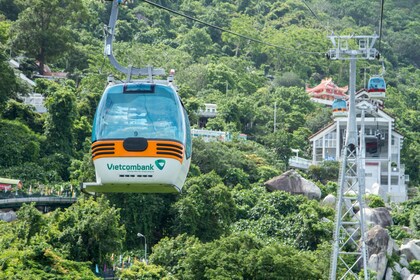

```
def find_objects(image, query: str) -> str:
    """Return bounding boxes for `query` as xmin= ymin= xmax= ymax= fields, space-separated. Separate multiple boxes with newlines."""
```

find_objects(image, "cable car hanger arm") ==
xmin=104 ymin=0 xmax=165 ymax=82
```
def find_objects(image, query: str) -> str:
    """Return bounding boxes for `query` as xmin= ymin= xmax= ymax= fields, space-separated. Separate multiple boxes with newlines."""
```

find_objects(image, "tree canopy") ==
xmin=0 ymin=0 xmax=418 ymax=277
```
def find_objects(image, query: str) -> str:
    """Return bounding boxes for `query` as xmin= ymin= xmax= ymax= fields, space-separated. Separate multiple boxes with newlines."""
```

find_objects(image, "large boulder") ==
xmin=357 ymin=207 xmax=393 ymax=228
xmin=368 ymin=252 xmax=388 ymax=280
xmin=0 ymin=210 xmax=17 ymax=222
xmin=321 ymin=194 xmax=336 ymax=207
xmin=264 ymin=170 xmax=321 ymax=200
xmin=401 ymin=267 xmax=411 ymax=280
xmin=400 ymin=240 xmax=420 ymax=262
xmin=366 ymin=225 xmax=390 ymax=256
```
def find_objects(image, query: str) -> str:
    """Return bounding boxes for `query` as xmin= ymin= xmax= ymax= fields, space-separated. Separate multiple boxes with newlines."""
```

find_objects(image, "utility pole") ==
xmin=274 ymin=101 xmax=277 ymax=132
xmin=327 ymin=34 xmax=379 ymax=280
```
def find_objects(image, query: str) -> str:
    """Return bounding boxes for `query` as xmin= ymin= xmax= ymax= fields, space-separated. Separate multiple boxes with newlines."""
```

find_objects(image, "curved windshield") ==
xmin=92 ymin=84 xmax=185 ymax=143
xmin=368 ymin=78 xmax=385 ymax=89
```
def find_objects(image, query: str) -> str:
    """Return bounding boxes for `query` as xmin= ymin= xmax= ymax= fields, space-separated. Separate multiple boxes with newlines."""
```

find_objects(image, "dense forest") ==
xmin=0 ymin=0 xmax=419 ymax=278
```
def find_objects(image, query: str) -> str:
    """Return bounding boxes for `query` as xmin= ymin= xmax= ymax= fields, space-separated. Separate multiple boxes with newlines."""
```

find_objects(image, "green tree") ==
xmin=172 ymin=232 xmax=327 ymax=280
xmin=41 ymin=83 xmax=78 ymax=180
xmin=308 ymin=160 xmax=340 ymax=184
xmin=0 ymin=52 xmax=18 ymax=105
xmin=410 ymin=205 xmax=420 ymax=234
xmin=15 ymin=203 xmax=45 ymax=246
xmin=179 ymin=27 xmax=215 ymax=61
xmin=149 ymin=234 xmax=200 ymax=276
xmin=12 ymin=0 xmax=85 ymax=74
xmin=1 ymin=99 xmax=44 ymax=133
xmin=0 ymin=246 xmax=99 ymax=279
xmin=44 ymin=83 xmax=77 ymax=155
xmin=222 ymin=14 xmax=262 ymax=57
xmin=106 ymin=193 xmax=176 ymax=250
xmin=49 ymin=196 xmax=125 ymax=264
xmin=116 ymin=260 xmax=173 ymax=280
xmin=262 ymin=129 xmax=293 ymax=166
xmin=0 ymin=119 xmax=41 ymax=168
xmin=0 ymin=0 xmax=24 ymax=20
xmin=172 ymin=172 xmax=236 ymax=242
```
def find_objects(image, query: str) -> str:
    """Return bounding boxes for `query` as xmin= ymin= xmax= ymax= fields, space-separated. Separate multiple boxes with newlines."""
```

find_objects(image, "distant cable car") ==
xmin=83 ymin=82 xmax=192 ymax=193
xmin=367 ymin=76 xmax=386 ymax=99
xmin=365 ymin=135 xmax=379 ymax=155
xmin=332 ymin=98 xmax=347 ymax=117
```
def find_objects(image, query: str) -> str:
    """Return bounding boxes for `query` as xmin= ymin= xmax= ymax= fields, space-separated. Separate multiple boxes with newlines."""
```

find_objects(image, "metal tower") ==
xmin=328 ymin=34 xmax=379 ymax=280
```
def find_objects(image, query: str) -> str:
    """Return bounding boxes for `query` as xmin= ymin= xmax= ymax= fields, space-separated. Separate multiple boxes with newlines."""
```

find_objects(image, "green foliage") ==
xmin=391 ymin=195 xmax=420 ymax=226
xmin=116 ymin=260 xmax=173 ymax=280
xmin=44 ymin=83 xmax=77 ymax=160
xmin=387 ymin=225 xmax=411 ymax=241
xmin=106 ymin=193 xmax=176 ymax=250
xmin=0 ymin=246 xmax=99 ymax=279
xmin=16 ymin=203 xmax=45 ymax=246
xmin=0 ymin=119 xmax=41 ymax=168
xmin=0 ymin=0 xmax=419 ymax=277
xmin=172 ymin=172 xmax=236 ymax=242
xmin=0 ymin=53 xmax=18 ymax=105
xmin=409 ymin=260 xmax=420 ymax=274
xmin=317 ymin=181 xmax=338 ymax=198
xmin=49 ymin=196 xmax=125 ymax=264
xmin=261 ymin=129 xmax=293 ymax=166
xmin=11 ymin=0 xmax=86 ymax=74
xmin=308 ymin=161 xmax=340 ymax=184
xmin=192 ymin=138 xmax=279 ymax=185
xmin=366 ymin=194 xmax=386 ymax=208
xmin=2 ymin=162 xmax=62 ymax=185
xmin=149 ymin=234 xmax=200 ymax=276
xmin=0 ymin=202 xmax=104 ymax=278
xmin=232 ymin=188 xmax=334 ymax=250
xmin=410 ymin=205 xmax=420 ymax=233
xmin=1 ymin=99 xmax=44 ymax=133
xmin=151 ymin=232 xmax=328 ymax=280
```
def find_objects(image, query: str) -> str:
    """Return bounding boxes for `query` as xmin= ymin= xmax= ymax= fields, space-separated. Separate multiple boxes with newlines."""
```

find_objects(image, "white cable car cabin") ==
xmin=83 ymin=83 xmax=192 ymax=193
xmin=367 ymin=76 xmax=386 ymax=99
xmin=332 ymin=99 xmax=347 ymax=117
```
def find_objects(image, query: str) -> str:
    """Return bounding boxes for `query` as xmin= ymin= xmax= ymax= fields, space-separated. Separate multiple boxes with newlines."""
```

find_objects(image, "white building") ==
xmin=191 ymin=128 xmax=247 ymax=142
xmin=21 ymin=93 xmax=47 ymax=113
xmin=309 ymin=89 xmax=408 ymax=203
xmin=191 ymin=129 xmax=230 ymax=142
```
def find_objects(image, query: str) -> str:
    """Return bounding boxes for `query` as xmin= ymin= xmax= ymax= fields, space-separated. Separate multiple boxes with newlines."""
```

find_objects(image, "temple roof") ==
xmin=306 ymin=78 xmax=348 ymax=99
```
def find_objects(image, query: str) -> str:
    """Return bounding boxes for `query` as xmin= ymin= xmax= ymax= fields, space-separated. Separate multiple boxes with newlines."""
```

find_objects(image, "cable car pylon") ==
xmin=327 ymin=34 xmax=380 ymax=280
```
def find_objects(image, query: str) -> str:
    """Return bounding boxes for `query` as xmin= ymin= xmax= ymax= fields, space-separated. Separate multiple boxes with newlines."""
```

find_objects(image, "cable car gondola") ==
xmin=332 ymin=98 xmax=347 ymax=118
xmin=367 ymin=76 xmax=386 ymax=99
xmin=82 ymin=0 xmax=191 ymax=193
xmin=83 ymin=82 xmax=191 ymax=193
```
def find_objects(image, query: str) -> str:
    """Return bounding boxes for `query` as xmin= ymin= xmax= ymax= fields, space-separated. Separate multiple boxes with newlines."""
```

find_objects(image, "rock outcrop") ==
xmin=366 ymin=225 xmax=390 ymax=256
xmin=321 ymin=194 xmax=336 ymax=207
xmin=264 ymin=170 xmax=321 ymax=200
xmin=357 ymin=207 xmax=393 ymax=228
xmin=367 ymin=225 xmax=391 ymax=279
xmin=401 ymin=240 xmax=420 ymax=262
xmin=0 ymin=210 xmax=17 ymax=222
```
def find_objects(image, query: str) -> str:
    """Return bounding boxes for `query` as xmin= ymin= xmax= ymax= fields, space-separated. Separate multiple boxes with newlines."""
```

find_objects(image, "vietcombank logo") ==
xmin=106 ymin=160 xmax=166 ymax=171
xmin=155 ymin=159 xmax=166 ymax=170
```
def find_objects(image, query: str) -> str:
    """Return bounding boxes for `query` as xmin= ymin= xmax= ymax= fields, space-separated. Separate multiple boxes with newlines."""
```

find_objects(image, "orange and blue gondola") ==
xmin=367 ymin=76 xmax=386 ymax=98
xmin=83 ymin=83 xmax=191 ymax=193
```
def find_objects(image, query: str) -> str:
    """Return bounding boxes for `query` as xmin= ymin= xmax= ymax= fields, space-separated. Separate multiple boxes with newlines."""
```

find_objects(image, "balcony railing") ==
xmin=289 ymin=156 xmax=312 ymax=170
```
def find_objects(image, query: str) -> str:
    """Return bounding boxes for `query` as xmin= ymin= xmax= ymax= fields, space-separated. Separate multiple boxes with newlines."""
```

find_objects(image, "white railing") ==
xmin=289 ymin=156 xmax=312 ymax=170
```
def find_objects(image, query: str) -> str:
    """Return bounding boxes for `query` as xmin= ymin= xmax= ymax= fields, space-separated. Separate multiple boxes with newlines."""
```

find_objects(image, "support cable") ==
xmin=378 ymin=0 xmax=385 ymax=53
xmin=139 ymin=0 xmax=324 ymax=55
xmin=301 ymin=0 xmax=337 ymax=36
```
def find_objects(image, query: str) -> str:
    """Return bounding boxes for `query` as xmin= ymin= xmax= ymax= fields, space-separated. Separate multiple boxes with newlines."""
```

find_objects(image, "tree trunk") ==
xmin=38 ymin=49 xmax=45 ymax=75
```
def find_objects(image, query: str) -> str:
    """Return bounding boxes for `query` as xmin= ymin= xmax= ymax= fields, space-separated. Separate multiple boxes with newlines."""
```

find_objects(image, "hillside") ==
xmin=0 ymin=0 xmax=419 ymax=278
